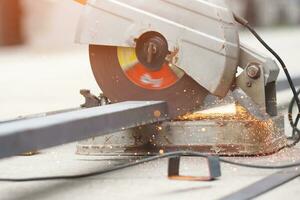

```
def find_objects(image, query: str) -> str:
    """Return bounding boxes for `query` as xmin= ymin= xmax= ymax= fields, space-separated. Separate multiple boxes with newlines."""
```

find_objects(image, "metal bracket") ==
xmin=80 ymin=89 xmax=101 ymax=108
xmin=237 ymin=43 xmax=280 ymax=116
xmin=80 ymin=89 xmax=110 ymax=108
xmin=168 ymin=156 xmax=221 ymax=181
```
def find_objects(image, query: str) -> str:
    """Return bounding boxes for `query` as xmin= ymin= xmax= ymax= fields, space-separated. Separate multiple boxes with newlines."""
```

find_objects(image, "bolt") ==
xmin=146 ymin=42 xmax=157 ymax=63
xmin=99 ymin=93 xmax=109 ymax=106
xmin=246 ymin=64 xmax=261 ymax=79
xmin=135 ymin=31 xmax=168 ymax=71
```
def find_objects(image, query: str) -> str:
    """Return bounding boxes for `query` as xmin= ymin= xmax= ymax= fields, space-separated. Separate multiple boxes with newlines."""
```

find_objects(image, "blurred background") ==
xmin=231 ymin=0 xmax=300 ymax=26
xmin=2 ymin=0 xmax=300 ymax=47
xmin=0 ymin=0 xmax=300 ymax=120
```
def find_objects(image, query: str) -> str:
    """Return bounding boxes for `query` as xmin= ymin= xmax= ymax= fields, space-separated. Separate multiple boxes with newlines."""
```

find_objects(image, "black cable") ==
xmin=288 ymin=89 xmax=300 ymax=143
xmin=1 ymin=15 xmax=300 ymax=183
xmin=2 ymin=151 xmax=300 ymax=182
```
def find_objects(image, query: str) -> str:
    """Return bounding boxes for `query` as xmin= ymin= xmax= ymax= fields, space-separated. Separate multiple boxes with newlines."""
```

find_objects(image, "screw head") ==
xmin=246 ymin=64 xmax=261 ymax=79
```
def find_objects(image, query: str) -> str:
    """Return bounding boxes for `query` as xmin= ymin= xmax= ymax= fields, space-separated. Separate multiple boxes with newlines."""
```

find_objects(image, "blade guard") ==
xmin=75 ymin=0 xmax=240 ymax=97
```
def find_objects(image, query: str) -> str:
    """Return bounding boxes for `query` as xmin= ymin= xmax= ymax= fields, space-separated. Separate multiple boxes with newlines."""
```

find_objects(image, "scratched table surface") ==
xmin=0 ymin=28 xmax=300 ymax=200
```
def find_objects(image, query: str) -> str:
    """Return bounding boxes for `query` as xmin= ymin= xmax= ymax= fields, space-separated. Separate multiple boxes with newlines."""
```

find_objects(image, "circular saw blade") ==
xmin=117 ymin=46 xmax=184 ymax=90
xmin=89 ymin=45 xmax=208 ymax=118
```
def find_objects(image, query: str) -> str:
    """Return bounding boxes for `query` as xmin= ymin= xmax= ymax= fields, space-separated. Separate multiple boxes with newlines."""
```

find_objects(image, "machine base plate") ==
xmin=76 ymin=115 xmax=286 ymax=156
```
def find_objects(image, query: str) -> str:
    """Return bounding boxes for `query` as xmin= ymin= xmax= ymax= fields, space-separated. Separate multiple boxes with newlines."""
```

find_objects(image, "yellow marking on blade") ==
xmin=74 ymin=0 xmax=87 ymax=5
xmin=117 ymin=47 xmax=138 ymax=70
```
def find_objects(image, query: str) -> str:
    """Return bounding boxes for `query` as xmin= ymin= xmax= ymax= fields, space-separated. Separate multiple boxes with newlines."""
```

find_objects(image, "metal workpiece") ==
xmin=0 ymin=101 xmax=169 ymax=159
xmin=220 ymin=167 xmax=300 ymax=200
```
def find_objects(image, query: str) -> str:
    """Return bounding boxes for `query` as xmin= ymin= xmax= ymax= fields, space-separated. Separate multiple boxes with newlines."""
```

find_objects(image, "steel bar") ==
xmin=0 ymin=101 xmax=169 ymax=159
xmin=220 ymin=167 xmax=300 ymax=200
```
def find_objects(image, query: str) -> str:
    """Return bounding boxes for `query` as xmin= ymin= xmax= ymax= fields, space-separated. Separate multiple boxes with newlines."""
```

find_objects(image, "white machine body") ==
xmin=76 ymin=0 xmax=280 ymax=115
xmin=75 ymin=0 xmax=285 ymax=157
xmin=76 ymin=0 xmax=240 ymax=97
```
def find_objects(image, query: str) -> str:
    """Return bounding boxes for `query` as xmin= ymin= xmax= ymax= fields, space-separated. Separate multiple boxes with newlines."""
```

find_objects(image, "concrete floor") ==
xmin=0 ymin=143 xmax=299 ymax=200
xmin=0 ymin=27 xmax=300 ymax=199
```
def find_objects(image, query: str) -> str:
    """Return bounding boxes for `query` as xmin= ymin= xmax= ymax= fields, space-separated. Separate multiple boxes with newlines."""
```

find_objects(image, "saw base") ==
xmin=76 ymin=115 xmax=286 ymax=156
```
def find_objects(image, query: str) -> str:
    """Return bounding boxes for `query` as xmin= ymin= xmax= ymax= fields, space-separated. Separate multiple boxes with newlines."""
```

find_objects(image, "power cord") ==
xmin=288 ymin=89 xmax=300 ymax=144
xmin=1 ymin=151 xmax=300 ymax=182
xmin=0 ymin=15 xmax=300 ymax=182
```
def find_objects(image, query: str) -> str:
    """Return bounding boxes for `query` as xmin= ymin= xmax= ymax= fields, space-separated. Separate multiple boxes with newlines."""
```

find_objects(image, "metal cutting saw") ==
xmin=75 ymin=0 xmax=287 ymax=156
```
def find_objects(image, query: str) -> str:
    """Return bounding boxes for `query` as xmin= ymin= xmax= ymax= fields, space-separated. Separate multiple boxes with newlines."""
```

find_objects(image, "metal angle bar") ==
xmin=0 ymin=101 xmax=169 ymax=159
xmin=220 ymin=167 xmax=300 ymax=200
